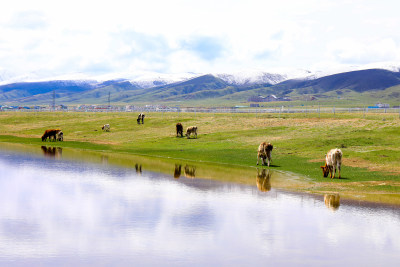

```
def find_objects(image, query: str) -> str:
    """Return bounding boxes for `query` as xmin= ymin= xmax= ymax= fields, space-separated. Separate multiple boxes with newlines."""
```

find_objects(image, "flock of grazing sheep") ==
xmin=40 ymin=113 xmax=343 ymax=179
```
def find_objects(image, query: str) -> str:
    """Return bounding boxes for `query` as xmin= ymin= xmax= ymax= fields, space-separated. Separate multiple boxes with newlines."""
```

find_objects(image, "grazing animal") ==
xmin=176 ymin=123 xmax=183 ymax=137
xmin=256 ymin=168 xmax=271 ymax=192
xmin=137 ymin=113 xmax=145 ymax=124
xmin=41 ymin=129 xmax=51 ymax=141
xmin=185 ymin=126 xmax=198 ymax=139
xmin=41 ymin=129 xmax=61 ymax=142
xmin=56 ymin=131 xmax=63 ymax=141
xmin=102 ymin=124 xmax=110 ymax=132
xmin=324 ymin=194 xmax=340 ymax=211
xmin=256 ymin=142 xmax=273 ymax=167
xmin=321 ymin=148 xmax=343 ymax=179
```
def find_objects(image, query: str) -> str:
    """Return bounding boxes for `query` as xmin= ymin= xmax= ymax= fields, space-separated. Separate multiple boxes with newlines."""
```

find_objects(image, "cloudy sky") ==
xmin=1 ymin=0 xmax=400 ymax=80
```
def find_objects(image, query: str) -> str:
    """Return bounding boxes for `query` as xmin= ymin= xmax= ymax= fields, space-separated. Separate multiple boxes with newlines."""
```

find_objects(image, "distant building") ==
xmin=125 ymin=105 xmax=135 ymax=112
xmin=376 ymin=103 xmax=390 ymax=108
xmin=248 ymin=95 xmax=291 ymax=102
xmin=368 ymin=103 xmax=390 ymax=108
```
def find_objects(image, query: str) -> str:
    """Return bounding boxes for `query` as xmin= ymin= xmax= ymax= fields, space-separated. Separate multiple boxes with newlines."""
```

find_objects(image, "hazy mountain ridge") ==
xmin=2 ymin=67 xmax=400 ymax=104
xmin=274 ymin=69 xmax=400 ymax=93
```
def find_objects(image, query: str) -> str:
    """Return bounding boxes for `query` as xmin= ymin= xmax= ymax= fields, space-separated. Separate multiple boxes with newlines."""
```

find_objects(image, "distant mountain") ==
xmin=1 ymin=68 xmax=400 ymax=104
xmin=0 ymin=80 xmax=98 ymax=102
xmin=128 ymin=72 xmax=198 ymax=89
xmin=216 ymin=71 xmax=286 ymax=86
xmin=272 ymin=69 xmax=400 ymax=94
xmin=122 ymin=74 xmax=232 ymax=101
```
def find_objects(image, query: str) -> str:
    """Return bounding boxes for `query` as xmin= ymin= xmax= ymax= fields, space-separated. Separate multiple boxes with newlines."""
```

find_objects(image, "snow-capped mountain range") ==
xmin=2 ymin=62 xmax=400 ymax=105
xmin=1 ymin=62 xmax=400 ymax=88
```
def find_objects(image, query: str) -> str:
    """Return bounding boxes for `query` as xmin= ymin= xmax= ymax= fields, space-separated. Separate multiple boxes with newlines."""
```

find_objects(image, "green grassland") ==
xmin=0 ymin=111 xmax=399 ymax=202
xmin=142 ymin=86 xmax=400 ymax=108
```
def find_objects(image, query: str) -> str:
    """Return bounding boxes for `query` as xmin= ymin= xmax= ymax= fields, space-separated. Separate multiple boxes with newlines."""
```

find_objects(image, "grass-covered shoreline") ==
xmin=0 ymin=111 xmax=399 ymax=201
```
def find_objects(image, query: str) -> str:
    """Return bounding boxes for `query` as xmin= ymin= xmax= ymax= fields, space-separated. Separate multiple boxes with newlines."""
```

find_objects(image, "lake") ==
xmin=0 ymin=145 xmax=399 ymax=266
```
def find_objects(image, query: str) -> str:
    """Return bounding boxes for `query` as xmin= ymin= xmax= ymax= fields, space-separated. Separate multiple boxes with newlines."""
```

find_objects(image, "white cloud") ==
xmin=328 ymin=38 xmax=400 ymax=64
xmin=1 ymin=0 xmax=400 ymax=80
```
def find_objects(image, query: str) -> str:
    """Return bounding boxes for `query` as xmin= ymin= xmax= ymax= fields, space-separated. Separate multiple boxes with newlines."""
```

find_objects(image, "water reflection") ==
xmin=174 ymin=164 xmax=182 ymax=179
xmin=0 ymin=148 xmax=400 ymax=266
xmin=135 ymin=163 xmax=142 ymax=174
xmin=184 ymin=164 xmax=196 ymax=178
xmin=41 ymin=146 xmax=62 ymax=159
xmin=8 ymin=142 xmax=307 ymax=193
xmin=101 ymin=155 xmax=109 ymax=165
xmin=324 ymin=193 xmax=340 ymax=211
xmin=256 ymin=168 xmax=271 ymax=192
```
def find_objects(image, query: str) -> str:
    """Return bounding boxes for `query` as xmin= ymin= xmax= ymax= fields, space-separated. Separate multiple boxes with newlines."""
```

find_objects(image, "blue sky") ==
xmin=1 ymin=0 xmax=400 ymax=80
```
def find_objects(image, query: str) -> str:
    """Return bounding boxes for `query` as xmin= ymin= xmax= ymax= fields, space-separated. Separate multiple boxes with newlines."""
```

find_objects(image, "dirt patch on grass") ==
xmin=256 ymin=117 xmax=367 ymax=128
xmin=199 ymin=117 xmax=367 ymax=133
xmin=0 ymin=133 xmax=40 ymax=139
xmin=309 ymin=158 xmax=324 ymax=163
xmin=90 ymin=140 xmax=121 ymax=145
xmin=344 ymin=158 xmax=400 ymax=174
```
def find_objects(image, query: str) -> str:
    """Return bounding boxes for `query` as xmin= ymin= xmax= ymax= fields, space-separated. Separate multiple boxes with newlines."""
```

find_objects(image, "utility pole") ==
xmin=318 ymin=102 xmax=320 ymax=119
xmin=52 ymin=89 xmax=55 ymax=111
xmin=108 ymin=92 xmax=111 ymax=110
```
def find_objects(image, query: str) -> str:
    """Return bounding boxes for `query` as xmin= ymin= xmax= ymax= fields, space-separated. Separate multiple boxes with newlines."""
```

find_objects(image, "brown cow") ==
xmin=176 ymin=123 xmax=183 ymax=137
xmin=41 ymin=129 xmax=62 ymax=142
xmin=256 ymin=142 xmax=273 ymax=167
xmin=185 ymin=126 xmax=197 ymax=139
xmin=321 ymin=148 xmax=343 ymax=179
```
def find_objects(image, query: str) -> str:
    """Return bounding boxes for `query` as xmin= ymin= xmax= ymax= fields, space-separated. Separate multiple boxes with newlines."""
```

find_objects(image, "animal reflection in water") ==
xmin=324 ymin=194 xmax=340 ymax=211
xmin=41 ymin=146 xmax=62 ymax=159
xmin=256 ymin=168 xmax=271 ymax=192
xmin=101 ymin=155 xmax=109 ymax=165
xmin=184 ymin=165 xmax=196 ymax=178
xmin=135 ymin=164 xmax=142 ymax=174
xmin=174 ymin=164 xmax=182 ymax=179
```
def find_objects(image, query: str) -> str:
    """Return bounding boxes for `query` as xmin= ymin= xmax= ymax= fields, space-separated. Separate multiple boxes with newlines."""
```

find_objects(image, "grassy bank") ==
xmin=0 ymin=111 xmax=399 ymax=196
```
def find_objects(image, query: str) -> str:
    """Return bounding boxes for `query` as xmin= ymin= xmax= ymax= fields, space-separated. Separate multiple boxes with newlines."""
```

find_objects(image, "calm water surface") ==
xmin=0 ymin=147 xmax=399 ymax=266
